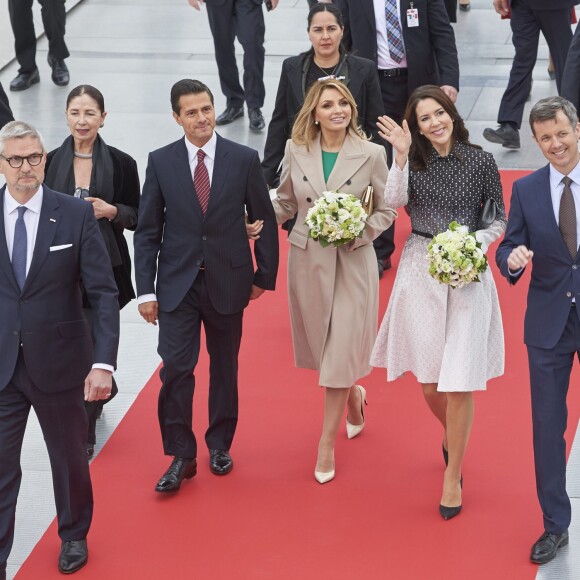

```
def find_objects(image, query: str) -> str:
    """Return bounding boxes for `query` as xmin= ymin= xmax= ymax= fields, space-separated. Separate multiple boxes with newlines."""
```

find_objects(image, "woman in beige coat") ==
xmin=271 ymin=79 xmax=405 ymax=483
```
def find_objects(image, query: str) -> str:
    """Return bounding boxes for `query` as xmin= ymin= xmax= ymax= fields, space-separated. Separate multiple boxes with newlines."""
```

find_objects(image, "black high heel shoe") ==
xmin=439 ymin=504 xmax=462 ymax=520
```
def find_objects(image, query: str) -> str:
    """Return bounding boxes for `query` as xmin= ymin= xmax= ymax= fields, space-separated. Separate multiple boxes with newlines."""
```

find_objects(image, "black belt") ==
xmin=379 ymin=68 xmax=408 ymax=77
xmin=411 ymin=229 xmax=433 ymax=239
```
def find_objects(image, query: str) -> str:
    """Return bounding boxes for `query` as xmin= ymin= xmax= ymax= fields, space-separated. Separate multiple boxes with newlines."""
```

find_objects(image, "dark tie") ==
xmin=194 ymin=149 xmax=210 ymax=216
xmin=560 ymin=176 xmax=577 ymax=260
xmin=385 ymin=0 xmax=404 ymax=64
xmin=12 ymin=206 xmax=28 ymax=290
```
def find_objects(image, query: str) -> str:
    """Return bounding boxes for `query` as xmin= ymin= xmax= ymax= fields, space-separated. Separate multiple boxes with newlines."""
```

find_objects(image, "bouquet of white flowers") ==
xmin=427 ymin=221 xmax=488 ymax=288
xmin=305 ymin=190 xmax=368 ymax=248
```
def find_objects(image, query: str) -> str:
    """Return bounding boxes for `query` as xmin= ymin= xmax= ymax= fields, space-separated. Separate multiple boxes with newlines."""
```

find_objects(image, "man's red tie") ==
xmin=194 ymin=149 xmax=210 ymax=215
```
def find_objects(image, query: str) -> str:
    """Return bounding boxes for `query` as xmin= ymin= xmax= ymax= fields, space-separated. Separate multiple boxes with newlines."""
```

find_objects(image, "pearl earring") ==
xmin=315 ymin=120 xmax=319 ymax=126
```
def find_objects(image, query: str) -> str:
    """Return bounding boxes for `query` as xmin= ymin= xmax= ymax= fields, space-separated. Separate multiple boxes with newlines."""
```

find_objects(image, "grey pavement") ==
xmin=0 ymin=1 xmax=579 ymax=578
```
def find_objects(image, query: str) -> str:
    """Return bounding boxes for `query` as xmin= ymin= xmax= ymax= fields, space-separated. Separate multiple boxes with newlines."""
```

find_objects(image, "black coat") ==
xmin=45 ymin=144 xmax=140 ymax=309
xmin=262 ymin=52 xmax=384 ymax=187
xmin=562 ymin=22 xmax=580 ymax=112
xmin=336 ymin=0 xmax=459 ymax=93
xmin=0 ymin=83 xmax=14 ymax=130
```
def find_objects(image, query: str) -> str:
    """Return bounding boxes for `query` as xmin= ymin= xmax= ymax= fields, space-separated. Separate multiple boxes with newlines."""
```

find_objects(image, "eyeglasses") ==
xmin=0 ymin=153 xmax=44 ymax=168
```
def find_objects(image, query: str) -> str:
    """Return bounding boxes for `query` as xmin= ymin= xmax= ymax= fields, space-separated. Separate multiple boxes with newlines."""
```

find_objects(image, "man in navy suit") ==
xmin=496 ymin=96 xmax=580 ymax=564
xmin=0 ymin=121 xmax=119 ymax=578
xmin=134 ymin=79 xmax=278 ymax=493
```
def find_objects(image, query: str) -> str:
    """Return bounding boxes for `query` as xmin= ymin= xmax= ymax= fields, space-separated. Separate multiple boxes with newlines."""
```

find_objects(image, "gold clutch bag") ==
xmin=361 ymin=185 xmax=373 ymax=216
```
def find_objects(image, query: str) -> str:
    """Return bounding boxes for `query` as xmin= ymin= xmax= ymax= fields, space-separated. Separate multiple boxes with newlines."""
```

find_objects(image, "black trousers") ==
xmin=8 ymin=0 xmax=69 ymax=73
xmin=374 ymin=74 xmax=408 ymax=262
xmin=527 ymin=305 xmax=580 ymax=535
xmin=0 ymin=350 xmax=93 ymax=572
xmin=498 ymin=2 xmax=572 ymax=128
xmin=157 ymin=272 xmax=243 ymax=459
xmin=82 ymin=308 xmax=118 ymax=446
xmin=206 ymin=0 xmax=266 ymax=109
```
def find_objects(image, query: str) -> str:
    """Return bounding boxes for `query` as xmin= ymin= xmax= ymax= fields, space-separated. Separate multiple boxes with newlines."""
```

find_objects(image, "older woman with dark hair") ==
xmin=44 ymin=84 xmax=140 ymax=458
xmin=371 ymin=85 xmax=506 ymax=520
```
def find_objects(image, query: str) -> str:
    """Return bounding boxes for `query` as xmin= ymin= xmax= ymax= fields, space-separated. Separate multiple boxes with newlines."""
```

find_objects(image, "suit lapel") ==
xmin=326 ymin=133 xmax=371 ymax=192
xmin=173 ymin=137 xmax=203 ymax=220
xmin=0 ymin=186 xmax=20 ymax=293
xmin=293 ymin=135 xmax=327 ymax=197
xmin=22 ymin=187 xmax=60 ymax=293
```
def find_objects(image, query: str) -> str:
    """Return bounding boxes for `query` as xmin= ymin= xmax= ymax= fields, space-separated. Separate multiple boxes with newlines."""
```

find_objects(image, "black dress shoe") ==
xmin=483 ymin=123 xmax=520 ymax=149
xmin=58 ymin=539 xmax=88 ymax=574
xmin=248 ymin=108 xmax=265 ymax=132
xmin=9 ymin=69 xmax=40 ymax=92
xmin=47 ymin=55 xmax=69 ymax=87
xmin=215 ymin=106 xmax=244 ymax=125
xmin=439 ymin=504 xmax=462 ymax=520
xmin=155 ymin=457 xmax=197 ymax=493
xmin=530 ymin=530 xmax=569 ymax=564
xmin=209 ymin=449 xmax=233 ymax=475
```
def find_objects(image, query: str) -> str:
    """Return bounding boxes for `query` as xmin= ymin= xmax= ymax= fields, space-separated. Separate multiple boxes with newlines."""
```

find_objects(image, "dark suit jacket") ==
xmin=496 ymin=165 xmax=580 ymax=349
xmin=45 ymin=145 xmax=140 ymax=309
xmin=0 ymin=82 xmax=14 ymax=130
xmin=0 ymin=186 xmax=119 ymax=393
xmin=562 ymin=22 xmax=580 ymax=112
xmin=262 ymin=52 xmax=384 ymax=187
xmin=336 ymin=0 xmax=459 ymax=92
xmin=134 ymin=134 xmax=278 ymax=315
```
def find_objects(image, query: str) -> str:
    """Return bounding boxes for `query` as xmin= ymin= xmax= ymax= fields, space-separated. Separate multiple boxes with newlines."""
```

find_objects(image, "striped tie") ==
xmin=385 ymin=0 xmax=405 ymax=64
xmin=12 ymin=206 xmax=28 ymax=290
xmin=194 ymin=149 xmax=211 ymax=216
xmin=560 ymin=176 xmax=577 ymax=260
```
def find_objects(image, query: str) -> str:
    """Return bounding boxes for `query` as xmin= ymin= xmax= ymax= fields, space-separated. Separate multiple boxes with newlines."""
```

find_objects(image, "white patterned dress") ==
xmin=370 ymin=143 xmax=506 ymax=391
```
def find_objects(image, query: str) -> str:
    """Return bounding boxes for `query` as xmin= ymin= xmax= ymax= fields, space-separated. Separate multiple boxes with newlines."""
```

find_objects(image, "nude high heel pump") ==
xmin=346 ymin=385 xmax=368 ymax=439
xmin=314 ymin=451 xmax=335 ymax=484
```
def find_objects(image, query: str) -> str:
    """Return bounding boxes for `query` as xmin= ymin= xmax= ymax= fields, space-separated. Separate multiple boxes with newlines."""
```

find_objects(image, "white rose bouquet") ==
xmin=305 ymin=190 xmax=368 ymax=248
xmin=427 ymin=221 xmax=488 ymax=288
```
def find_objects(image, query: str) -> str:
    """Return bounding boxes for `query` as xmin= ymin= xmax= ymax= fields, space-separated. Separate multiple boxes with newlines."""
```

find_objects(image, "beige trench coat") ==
xmin=273 ymin=132 xmax=397 ymax=387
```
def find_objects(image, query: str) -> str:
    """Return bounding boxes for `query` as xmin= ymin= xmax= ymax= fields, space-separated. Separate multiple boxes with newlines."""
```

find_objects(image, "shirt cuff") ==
xmin=508 ymin=267 xmax=523 ymax=277
xmin=92 ymin=363 xmax=114 ymax=373
xmin=137 ymin=294 xmax=157 ymax=305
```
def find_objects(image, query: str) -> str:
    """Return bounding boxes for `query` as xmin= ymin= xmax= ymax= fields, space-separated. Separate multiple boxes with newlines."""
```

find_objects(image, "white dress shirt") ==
xmin=137 ymin=131 xmax=218 ymax=305
xmin=373 ymin=0 xmax=408 ymax=70
xmin=4 ymin=185 xmax=113 ymax=372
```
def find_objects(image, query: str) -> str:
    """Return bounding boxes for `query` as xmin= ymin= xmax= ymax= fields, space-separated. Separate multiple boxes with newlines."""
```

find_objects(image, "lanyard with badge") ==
xmin=407 ymin=2 xmax=419 ymax=27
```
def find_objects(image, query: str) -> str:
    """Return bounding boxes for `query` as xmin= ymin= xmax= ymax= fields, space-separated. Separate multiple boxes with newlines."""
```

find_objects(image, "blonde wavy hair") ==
xmin=291 ymin=79 xmax=366 ymax=149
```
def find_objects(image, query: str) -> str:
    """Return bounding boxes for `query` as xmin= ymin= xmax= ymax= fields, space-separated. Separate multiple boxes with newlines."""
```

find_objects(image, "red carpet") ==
xmin=16 ymin=171 xmax=580 ymax=579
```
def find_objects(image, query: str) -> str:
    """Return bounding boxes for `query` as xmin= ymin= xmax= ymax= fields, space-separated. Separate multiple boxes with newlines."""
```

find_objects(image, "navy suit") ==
xmin=0 ymin=186 xmax=119 ymax=573
xmin=134 ymin=134 xmax=278 ymax=459
xmin=496 ymin=165 xmax=580 ymax=534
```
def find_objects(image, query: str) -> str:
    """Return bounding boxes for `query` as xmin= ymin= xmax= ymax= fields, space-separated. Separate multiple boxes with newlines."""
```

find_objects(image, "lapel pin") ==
xmin=50 ymin=218 xmax=56 ymax=222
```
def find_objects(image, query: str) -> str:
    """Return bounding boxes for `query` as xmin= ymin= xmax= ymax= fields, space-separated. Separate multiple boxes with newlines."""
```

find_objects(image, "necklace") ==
xmin=313 ymin=57 xmax=340 ymax=80
xmin=74 ymin=151 xmax=93 ymax=159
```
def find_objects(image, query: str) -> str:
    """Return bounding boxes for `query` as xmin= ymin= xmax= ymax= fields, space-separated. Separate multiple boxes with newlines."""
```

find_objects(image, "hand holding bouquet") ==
xmin=305 ymin=191 xmax=368 ymax=248
xmin=427 ymin=221 xmax=488 ymax=288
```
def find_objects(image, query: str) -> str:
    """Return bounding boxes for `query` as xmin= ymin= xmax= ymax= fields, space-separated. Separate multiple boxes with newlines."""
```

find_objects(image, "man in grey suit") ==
xmin=0 ymin=121 xmax=119 ymax=578
xmin=134 ymin=79 xmax=278 ymax=493
xmin=187 ymin=0 xmax=279 ymax=131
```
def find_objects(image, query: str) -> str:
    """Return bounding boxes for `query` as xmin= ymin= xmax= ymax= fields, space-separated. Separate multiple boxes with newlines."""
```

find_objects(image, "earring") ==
xmin=314 ymin=120 xmax=319 ymax=126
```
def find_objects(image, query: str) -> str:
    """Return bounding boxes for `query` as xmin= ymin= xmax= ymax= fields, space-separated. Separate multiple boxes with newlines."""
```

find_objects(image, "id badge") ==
xmin=407 ymin=7 xmax=419 ymax=27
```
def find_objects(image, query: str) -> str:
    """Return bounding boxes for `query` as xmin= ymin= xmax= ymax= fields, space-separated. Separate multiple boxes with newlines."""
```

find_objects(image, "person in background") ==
xmin=336 ymin=0 xmax=459 ymax=275
xmin=8 ymin=0 xmax=70 ymax=91
xmin=272 ymin=79 xmax=400 ymax=484
xmin=187 ymin=0 xmax=279 ymax=132
xmin=0 ymin=84 xmax=13 ymax=129
xmin=43 ymin=85 xmax=140 ymax=459
xmin=371 ymin=85 xmax=506 ymax=521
